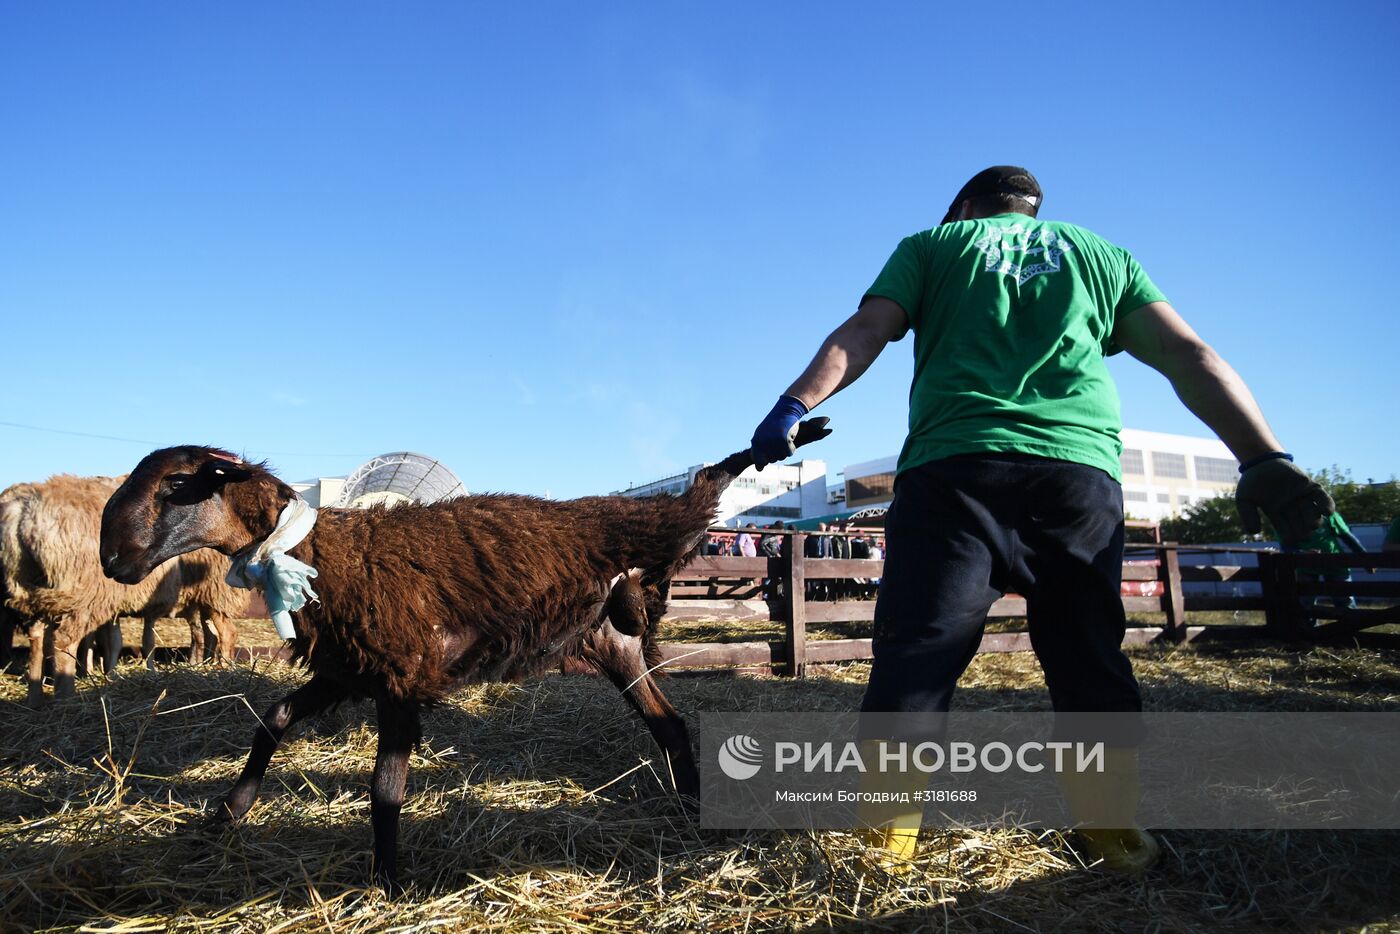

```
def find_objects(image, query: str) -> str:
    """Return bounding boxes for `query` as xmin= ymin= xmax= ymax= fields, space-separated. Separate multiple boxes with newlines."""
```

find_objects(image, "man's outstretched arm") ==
xmin=781 ymin=297 xmax=910 ymax=410
xmin=750 ymin=297 xmax=909 ymax=468
xmin=1113 ymin=301 xmax=1333 ymax=544
xmin=1113 ymin=301 xmax=1281 ymax=461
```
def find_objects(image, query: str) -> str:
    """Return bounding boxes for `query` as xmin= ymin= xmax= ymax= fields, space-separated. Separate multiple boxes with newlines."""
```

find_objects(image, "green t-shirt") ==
xmin=866 ymin=213 xmax=1166 ymax=481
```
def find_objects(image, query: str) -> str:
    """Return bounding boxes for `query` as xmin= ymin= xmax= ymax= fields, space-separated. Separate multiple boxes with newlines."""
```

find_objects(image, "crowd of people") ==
xmin=700 ymin=520 xmax=886 ymax=601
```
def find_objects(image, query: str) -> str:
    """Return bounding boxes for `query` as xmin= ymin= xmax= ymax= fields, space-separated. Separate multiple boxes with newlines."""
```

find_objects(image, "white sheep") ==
xmin=0 ymin=474 xmax=250 ymax=700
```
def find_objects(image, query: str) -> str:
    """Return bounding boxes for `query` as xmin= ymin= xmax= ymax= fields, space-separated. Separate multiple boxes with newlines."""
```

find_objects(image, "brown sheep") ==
xmin=99 ymin=419 xmax=830 ymax=891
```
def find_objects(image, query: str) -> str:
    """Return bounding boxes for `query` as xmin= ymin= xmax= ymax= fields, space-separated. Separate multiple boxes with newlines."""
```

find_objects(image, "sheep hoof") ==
xmin=208 ymin=799 xmax=248 ymax=829
xmin=373 ymin=865 xmax=404 ymax=898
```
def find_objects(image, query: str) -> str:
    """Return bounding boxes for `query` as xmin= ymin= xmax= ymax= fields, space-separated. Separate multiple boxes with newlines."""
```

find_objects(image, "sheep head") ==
xmin=101 ymin=446 xmax=290 ymax=585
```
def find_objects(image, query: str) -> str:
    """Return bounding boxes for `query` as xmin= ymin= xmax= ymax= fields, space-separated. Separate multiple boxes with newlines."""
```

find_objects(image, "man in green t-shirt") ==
xmin=749 ymin=166 xmax=1335 ymax=874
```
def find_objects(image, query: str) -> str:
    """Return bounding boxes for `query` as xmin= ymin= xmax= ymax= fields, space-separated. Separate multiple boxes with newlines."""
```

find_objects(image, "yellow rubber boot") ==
xmin=1057 ymin=747 xmax=1160 ymax=874
xmin=854 ymin=740 xmax=926 ymax=871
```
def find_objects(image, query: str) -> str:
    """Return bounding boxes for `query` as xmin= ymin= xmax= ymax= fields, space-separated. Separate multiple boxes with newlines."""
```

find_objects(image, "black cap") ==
xmin=941 ymin=166 xmax=1042 ymax=224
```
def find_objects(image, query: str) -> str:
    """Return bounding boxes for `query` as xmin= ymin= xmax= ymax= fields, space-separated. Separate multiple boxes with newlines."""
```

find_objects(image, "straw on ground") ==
xmin=3 ymin=624 xmax=1399 ymax=932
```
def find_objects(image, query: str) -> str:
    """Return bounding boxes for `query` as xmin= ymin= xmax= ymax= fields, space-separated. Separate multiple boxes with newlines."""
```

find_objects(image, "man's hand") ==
xmin=1236 ymin=457 xmax=1335 ymax=547
xmin=751 ymin=396 xmax=809 ymax=469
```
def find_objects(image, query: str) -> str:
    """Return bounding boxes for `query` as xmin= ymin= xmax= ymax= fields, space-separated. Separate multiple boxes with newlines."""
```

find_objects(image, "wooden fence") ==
xmin=222 ymin=536 xmax=1400 ymax=674
xmin=654 ymin=533 xmax=1400 ymax=677
xmin=1258 ymin=551 xmax=1400 ymax=640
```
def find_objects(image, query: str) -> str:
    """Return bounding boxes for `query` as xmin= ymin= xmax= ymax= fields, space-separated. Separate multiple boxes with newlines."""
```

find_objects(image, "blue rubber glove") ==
xmin=751 ymin=395 xmax=809 ymax=469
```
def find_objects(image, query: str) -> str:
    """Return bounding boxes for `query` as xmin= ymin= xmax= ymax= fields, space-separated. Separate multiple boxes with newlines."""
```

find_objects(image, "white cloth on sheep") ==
xmin=226 ymin=496 xmax=319 ymax=639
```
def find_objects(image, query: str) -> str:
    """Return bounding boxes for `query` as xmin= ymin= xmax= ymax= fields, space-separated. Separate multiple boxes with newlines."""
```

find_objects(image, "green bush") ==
xmin=1156 ymin=469 xmax=1400 ymax=544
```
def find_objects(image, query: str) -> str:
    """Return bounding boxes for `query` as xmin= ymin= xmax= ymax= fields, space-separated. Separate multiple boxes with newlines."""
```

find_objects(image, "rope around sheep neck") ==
xmin=226 ymin=496 xmax=320 ymax=639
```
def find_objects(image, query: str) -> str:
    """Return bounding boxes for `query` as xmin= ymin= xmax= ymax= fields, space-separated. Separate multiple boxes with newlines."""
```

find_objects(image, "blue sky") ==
xmin=2 ymin=1 xmax=1396 ymax=498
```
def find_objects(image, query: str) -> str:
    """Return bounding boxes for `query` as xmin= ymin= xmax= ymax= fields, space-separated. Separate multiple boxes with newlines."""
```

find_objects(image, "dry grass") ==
xmin=3 ymin=627 xmax=1400 ymax=932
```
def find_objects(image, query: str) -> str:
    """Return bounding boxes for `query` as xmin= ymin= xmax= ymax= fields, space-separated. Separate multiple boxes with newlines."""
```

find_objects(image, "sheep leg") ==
xmin=142 ymin=614 xmax=159 ymax=670
xmin=98 ymin=619 xmax=122 ymax=674
xmin=216 ymin=676 xmax=348 ymax=823
xmin=52 ymin=634 xmax=81 ymax=699
xmin=582 ymin=621 xmax=700 ymax=801
xmin=370 ymin=696 xmax=420 ymax=895
xmin=209 ymin=611 xmax=237 ymax=665
xmin=0 ymin=612 xmax=15 ymax=667
xmin=25 ymin=620 xmax=46 ymax=703
xmin=76 ymin=632 xmax=94 ymax=677
xmin=185 ymin=611 xmax=207 ymax=663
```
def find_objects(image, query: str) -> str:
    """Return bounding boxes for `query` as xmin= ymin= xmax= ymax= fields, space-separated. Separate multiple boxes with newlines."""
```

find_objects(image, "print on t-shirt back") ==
xmin=973 ymin=223 xmax=1075 ymax=286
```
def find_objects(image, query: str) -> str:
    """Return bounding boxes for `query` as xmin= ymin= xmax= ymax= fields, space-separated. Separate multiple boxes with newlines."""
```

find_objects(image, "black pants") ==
xmin=861 ymin=454 xmax=1141 ymax=716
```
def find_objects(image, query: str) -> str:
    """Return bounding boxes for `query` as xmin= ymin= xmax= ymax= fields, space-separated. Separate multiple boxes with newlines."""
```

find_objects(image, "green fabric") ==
xmin=1386 ymin=516 xmax=1400 ymax=546
xmin=1300 ymin=512 xmax=1354 ymax=555
xmin=865 ymin=213 xmax=1166 ymax=481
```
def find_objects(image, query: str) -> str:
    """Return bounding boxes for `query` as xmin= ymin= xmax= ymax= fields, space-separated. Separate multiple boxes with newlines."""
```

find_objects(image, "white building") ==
xmin=1117 ymin=428 xmax=1239 ymax=520
xmin=840 ymin=428 xmax=1239 ymax=522
xmin=614 ymin=459 xmax=830 ymax=526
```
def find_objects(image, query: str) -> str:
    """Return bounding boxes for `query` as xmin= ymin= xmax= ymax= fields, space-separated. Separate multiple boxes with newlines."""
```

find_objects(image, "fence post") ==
xmin=1159 ymin=545 xmax=1186 ymax=641
xmin=1260 ymin=552 xmax=1304 ymax=639
xmin=1259 ymin=551 xmax=1281 ymax=635
xmin=1278 ymin=553 xmax=1308 ymax=640
xmin=783 ymin=533 xmax=808 ymax=678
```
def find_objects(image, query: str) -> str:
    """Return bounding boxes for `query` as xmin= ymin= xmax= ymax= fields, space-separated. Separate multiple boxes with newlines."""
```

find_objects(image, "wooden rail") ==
xmin=1258 ymin=552 xmax=1400 ymax=641
xmin=659 ymin=535 xmax=1400 ymax=676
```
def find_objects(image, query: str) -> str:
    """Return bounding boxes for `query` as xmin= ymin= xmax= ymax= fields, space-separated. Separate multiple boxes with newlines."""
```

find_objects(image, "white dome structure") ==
xmin=331 ymin=452 xmax=467 ymax=509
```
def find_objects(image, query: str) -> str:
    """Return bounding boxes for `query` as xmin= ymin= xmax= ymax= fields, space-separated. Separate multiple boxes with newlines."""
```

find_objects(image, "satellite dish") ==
xmin=332 ymin=452 xmax=467 ymax=509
